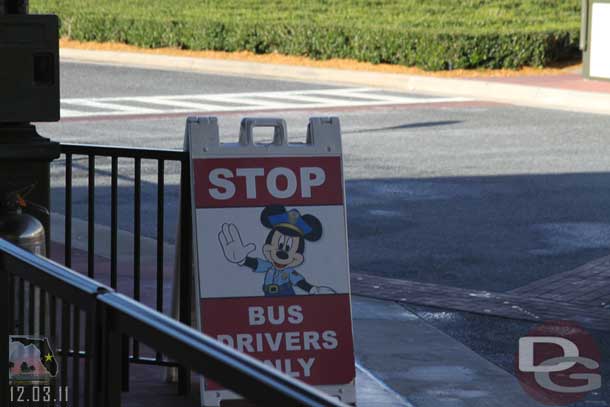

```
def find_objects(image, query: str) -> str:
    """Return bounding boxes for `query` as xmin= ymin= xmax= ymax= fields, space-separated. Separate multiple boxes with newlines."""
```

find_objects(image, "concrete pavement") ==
xmin=38 ymin=55 xmax=610 ymax=405
xmin=353 ymin=297 xmax=543 ymax=407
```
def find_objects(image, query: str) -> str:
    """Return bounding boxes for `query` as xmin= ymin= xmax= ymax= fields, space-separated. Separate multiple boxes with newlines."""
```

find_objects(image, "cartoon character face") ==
xmin=263 ymin=229 xmax=304 ymax=269
xmin=260 ymin=205 xmax=323 ymax=270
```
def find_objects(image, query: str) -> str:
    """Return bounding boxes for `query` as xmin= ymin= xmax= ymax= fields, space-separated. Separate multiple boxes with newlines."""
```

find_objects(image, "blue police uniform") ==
xmin=253 ymin=259 xmax=305 ymax=296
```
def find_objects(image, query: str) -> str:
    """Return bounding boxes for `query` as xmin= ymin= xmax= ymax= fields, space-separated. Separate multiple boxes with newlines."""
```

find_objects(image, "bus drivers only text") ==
xmin=215 ymin=305 xmax=338 ymax=378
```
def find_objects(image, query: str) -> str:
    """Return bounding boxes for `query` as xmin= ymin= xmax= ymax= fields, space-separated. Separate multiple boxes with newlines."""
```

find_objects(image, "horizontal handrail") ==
xmin=101 ymin=292 xmax=347 ymax=407
xmin=0 ymin=240 xmax=348 ymax=406
xmin=60 ymin=143 xmax=187 ymax=161
xmin=1 ymin=239 xmax=107 ymax=406
xmin=0 ymin=239 xmax=109 ymax=305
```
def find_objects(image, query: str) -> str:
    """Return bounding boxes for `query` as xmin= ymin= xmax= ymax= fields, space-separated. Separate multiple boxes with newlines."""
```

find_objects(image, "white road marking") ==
xmin=128 ymin=96 xmax=226 ymax=111
xmin=58 ymin=108 xmax=92 ymax=118
xmin=254 ymin=93 xmax=362 ymax=105
xmin=60 ymin=88 xmax=470 ymax=119
xmin=193 ymin=94 xmax=293 ymax=108
xmin=63 ymin=99 xmax=163 ymax=114
xmin=320 ymin=87 xmax=468 ymax=104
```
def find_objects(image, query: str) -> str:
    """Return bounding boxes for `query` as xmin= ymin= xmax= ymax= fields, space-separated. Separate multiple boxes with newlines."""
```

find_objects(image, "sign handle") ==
xmin=239 ymin=117 xmax=288 ymax=146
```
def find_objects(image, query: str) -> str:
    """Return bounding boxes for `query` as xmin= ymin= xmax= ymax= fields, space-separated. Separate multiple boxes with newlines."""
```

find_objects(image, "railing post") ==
xmin=86 ymin=297 xmax=102 ymax=407
xmin=107 ymin=314 xmax=123 ymax=407
xmin=121 ymin=334 xmax=129 ymax=391
xmin=177 ymin=160 xmax=192 ymax=395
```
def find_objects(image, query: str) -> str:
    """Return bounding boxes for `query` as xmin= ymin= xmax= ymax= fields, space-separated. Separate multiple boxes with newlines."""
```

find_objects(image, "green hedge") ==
xmin=32 ymin=1 xmax=582 ymax=70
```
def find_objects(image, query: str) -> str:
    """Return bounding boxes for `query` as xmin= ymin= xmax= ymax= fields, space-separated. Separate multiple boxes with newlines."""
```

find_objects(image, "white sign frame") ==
xmin=185 ymin=117 xmax=356 ymax=406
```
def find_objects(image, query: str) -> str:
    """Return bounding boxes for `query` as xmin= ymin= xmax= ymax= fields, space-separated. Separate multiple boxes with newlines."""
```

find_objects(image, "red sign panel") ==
xmin=190 ymin=118 xmax=355 ymax=405
xmin=194 ymin=156 xmax=343 ymax=208
xmin=202 ymin=294 xmax=355 ymax=388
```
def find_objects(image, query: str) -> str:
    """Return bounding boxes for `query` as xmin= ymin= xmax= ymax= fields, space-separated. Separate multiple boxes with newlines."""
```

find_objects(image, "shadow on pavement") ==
xmin=51 ymin=171 xmax=610 ymax=293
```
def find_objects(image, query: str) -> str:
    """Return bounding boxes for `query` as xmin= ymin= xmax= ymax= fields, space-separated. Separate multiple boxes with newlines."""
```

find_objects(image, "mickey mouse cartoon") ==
xmin=218 ymin=205 xmax=334 ymax=296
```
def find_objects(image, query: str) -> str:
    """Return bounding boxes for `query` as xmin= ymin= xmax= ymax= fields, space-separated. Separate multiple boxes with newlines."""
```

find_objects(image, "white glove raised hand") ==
xmin=218 ymin=223 xmax=256 ymax=264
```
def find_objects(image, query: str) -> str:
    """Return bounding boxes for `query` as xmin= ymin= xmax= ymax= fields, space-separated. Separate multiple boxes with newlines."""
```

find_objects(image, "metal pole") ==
xmin=177 ymin=162 xmax=192 ymax=394
xmin=580 ymin=0 xmax=589 ymax=51
xmin=0 ymin=0 xmax=61 ymax=258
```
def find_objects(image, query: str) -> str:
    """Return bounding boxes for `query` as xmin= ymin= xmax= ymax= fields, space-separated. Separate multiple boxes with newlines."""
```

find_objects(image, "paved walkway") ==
xmin=351 ymin=259 xmax=610 ymax=332
xmin=479 ymin=72 xmax=610 ymax=94
xmin=510 ymin=254 xmax=610 ymax=306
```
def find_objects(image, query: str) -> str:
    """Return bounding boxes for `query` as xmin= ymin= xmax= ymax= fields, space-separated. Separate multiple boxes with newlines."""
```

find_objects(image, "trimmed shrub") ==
xmin=31 ymin=0 xmax=581 ymax=70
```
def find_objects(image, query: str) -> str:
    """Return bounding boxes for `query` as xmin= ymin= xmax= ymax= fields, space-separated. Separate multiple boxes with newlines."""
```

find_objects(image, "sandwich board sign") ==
xmin=186 ymin=117 xmax=356 ymax=406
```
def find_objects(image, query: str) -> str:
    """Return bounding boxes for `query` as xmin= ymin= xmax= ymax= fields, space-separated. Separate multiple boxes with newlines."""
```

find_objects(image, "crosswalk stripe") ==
xmin=316 ymin=88 xmax=466 ymax=104
xmin=127 ymin=97 xmax=226 ymax=111
xmin=62 ymin=88 xmax=376 ymax=102
xmin=58 ymin=108 xmax=91 ymax=117
xmin=64 ymin=99 xmax=163 ymax=114
xmin=192 ymin=94 xmax=291 ymax=108
xmin=254 ymin=93 xmax=358 ymax=105
xmin=60 ymin=88 xmax=470 ymax=119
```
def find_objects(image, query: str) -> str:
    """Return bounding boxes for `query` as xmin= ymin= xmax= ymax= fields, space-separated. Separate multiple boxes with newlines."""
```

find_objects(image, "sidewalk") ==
xmin=49 ymin=214 xmax=543 ymax=407
xmin=61 ymin=47 xmax=610 ymax=115
xmin=477 ymin=72 xmax=610 ymax=94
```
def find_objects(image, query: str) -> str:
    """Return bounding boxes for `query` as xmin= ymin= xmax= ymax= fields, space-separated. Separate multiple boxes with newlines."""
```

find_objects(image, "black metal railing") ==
xmin=56 ymin=144 xmax=193 ymax=393
xmin=1 ymin=239 xmax=348 ymax=406
xmin=0 ymin=239 xmax=106 ymax=407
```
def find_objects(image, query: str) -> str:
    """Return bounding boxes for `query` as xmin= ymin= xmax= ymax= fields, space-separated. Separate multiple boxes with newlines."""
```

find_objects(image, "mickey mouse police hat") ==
xmin=268 ymin=209 xmax=312 ymax=235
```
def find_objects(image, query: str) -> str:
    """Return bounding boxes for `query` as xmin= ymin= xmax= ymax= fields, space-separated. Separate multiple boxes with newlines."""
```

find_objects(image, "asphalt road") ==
xmin=42 ymin=61 xmax=610 ymax=293
xmin=37 ymin=60 xmax=610 ymax=404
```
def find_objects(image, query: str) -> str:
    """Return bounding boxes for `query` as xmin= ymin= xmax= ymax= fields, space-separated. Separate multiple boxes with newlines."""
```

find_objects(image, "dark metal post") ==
xmin=177 ymin=161 xmax=192 ymax=395
xmin=121 ymin=334 xmax=130 ymax=391
xmin=0 ymin=0 xmax=60 ymax=256
xmin=106 ymin=311 xmax=123 ymax=406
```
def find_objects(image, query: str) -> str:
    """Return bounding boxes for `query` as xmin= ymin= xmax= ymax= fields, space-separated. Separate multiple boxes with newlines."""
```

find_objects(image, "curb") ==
xmin=61 ymin=48 xmax=610 ymax=116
